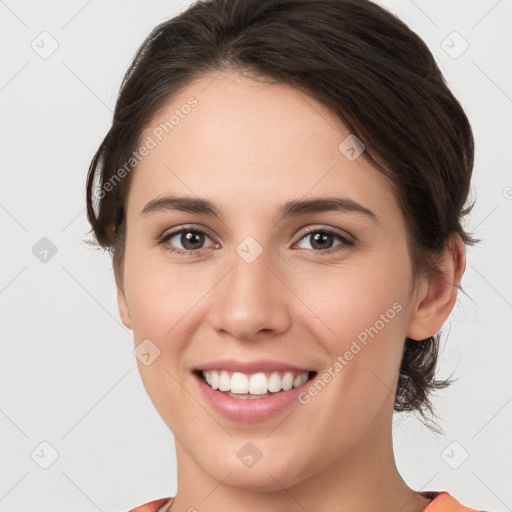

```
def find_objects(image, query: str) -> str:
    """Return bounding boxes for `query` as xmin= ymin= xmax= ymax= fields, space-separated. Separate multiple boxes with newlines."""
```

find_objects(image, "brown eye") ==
xmin=159 ymin=228 xmax=216 ymax=255
xmin=178 ymin=231 xmax=205 ymax=250
xmin=309 ymin=232 xmax=336 ymax=250
xmin=296 ymin=228 xmax=354 ymax=255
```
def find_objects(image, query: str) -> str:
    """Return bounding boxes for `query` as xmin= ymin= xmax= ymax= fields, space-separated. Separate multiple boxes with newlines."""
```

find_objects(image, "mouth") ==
xmin=194 ymin=369 xmax=317 ymax=399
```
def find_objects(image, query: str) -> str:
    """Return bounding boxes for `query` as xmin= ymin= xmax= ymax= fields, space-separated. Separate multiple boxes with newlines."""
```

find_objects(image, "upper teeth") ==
xmin=202 ymin=370 xmax=309 ymax=395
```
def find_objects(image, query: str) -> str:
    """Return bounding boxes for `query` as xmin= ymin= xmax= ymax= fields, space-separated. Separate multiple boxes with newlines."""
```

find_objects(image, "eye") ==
xmin=158 ymin=227 xmax=217 ymax=255
xmin=294 ymin=227 xmax=354 ymax=255
xmin=158 ymin=225 xmax=354 ymax=256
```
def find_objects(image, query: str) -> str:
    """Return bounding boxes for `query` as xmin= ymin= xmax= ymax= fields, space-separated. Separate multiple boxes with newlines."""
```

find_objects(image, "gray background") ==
xmin=0 ymin=1 xmax=511 ymax=511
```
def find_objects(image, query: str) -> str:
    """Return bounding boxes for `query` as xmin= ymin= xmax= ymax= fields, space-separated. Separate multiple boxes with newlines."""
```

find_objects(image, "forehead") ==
xmin=129 ymin=70 xmax=396 ymax=220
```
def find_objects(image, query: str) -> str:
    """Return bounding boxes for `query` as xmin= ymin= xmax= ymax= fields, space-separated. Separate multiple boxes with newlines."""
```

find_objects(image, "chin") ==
xmin=194 ymin=440 xmax=313 ymax=493
xmin=213 ymin=465 xmax=304 ymax=493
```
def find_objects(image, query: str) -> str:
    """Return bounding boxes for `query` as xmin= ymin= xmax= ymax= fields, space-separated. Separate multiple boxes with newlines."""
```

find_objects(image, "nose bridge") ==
xmin=228 ymin=237 xmax=275 ymax=313
xmin=210 ymin=235 xmax=289 ymax=339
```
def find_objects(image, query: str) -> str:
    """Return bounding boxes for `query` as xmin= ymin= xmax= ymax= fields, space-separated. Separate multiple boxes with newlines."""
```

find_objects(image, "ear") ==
xmin=117 ymin=286 xmax=133 ymax=330
xmin=406 ymin=233 xmax=466 ymax=341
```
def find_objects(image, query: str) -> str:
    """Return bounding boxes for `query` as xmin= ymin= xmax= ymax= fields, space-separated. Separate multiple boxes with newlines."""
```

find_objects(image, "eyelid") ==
xmin=296 ymin=224 xmax=355 ymax=243
xmin=159 ymin=223 xmax=214 ymax=239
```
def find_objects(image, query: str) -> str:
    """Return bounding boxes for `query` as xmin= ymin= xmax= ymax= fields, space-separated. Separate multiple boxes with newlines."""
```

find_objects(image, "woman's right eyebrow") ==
xmin=140 ymin=194 xmax=379 ymax=224
xmin=141 ymin=195 xmax=222 ymax=218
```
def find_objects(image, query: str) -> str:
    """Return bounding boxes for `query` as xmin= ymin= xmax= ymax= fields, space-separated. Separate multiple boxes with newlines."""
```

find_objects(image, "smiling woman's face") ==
xmin=117 ymin=70 xmax=428 ymax=491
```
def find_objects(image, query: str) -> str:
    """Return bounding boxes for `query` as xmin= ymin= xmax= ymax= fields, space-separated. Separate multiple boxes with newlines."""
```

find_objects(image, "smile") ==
xmin=198 ymin=369 xmax=315 ymax=398
xmin=193 ymin=360 xmax=318 ymax=422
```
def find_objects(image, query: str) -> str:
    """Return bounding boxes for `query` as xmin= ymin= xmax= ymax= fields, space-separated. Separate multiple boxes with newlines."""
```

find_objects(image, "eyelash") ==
xmin=157 ymin=226 xmax=355 ymax=256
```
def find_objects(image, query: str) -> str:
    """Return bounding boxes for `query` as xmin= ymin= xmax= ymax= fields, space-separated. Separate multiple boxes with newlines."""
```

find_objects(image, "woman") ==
xmin=86 ymin=0 xmax=484 ymax=510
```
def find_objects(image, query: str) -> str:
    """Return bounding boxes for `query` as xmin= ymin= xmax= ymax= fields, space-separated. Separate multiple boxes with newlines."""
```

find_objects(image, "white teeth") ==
xmin=293 ymin=373 xmax=308 ymax=387
xmin=219 ymin=370 xmax=230 ymax=391
xmin=201 ymin=369 xmax=311 ymax=396
xmin=231 ymin=372 xmax=249 ymax=393
xmin=210 ymin=371 xmax=219 ymax=390
xmin=268 ymin=372 xmax=282 ymax=392
xmin=249 ymin=372 xmax=267 ymax=395
xmin=281 ymin=372 xmax=294 ymax=391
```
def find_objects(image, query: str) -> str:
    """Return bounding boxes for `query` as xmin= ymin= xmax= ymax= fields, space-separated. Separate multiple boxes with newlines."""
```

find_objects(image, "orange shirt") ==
xmin=127 ymin=491 xmax=486 ymax=512
xmin=424 ymin=491 xmax=486 ymax=511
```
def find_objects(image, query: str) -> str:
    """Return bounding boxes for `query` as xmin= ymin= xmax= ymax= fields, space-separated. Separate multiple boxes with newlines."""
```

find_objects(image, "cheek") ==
xmin=123 ymin=246 xmax=206 ymax=339
xmin=289 ymin=264 xmax=410 ymax=448
xmin=304 ymin=257 xmax=411 ymax=352
xmin=297 ymin=253 xmax=412 ymax=413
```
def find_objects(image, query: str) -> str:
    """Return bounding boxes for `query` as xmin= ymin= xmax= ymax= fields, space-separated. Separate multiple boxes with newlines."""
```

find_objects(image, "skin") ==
xmin=116 ymin=70 xmax=465 ymax=512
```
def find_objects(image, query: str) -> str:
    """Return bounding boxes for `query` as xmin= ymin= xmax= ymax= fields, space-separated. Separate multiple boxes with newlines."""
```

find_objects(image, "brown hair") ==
xmin=85 ymin=0 xmax=477 ymax=433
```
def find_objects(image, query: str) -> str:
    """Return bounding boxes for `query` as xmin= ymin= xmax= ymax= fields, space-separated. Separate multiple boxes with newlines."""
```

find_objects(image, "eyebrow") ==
xmin=141 ymin=195 xmax=378 ymax=223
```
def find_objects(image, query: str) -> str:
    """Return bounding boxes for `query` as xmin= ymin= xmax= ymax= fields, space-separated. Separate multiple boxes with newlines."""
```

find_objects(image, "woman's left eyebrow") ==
xmin=141 ymin=194 xmax=379 ymax=224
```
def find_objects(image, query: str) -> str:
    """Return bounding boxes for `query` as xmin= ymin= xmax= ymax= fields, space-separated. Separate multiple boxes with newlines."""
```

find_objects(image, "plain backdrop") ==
xmin=0 ymin=1 xmax=511 ymax=511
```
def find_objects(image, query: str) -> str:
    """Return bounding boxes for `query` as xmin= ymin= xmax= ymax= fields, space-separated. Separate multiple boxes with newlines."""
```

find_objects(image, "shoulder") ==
xmin=127 ymin=497 xmax=173 ymax=512
xmin=423 ymin=491 xmax=489 ymax=512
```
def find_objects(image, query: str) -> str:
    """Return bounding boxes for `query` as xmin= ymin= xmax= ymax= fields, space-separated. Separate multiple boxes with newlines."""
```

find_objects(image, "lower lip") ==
xmin=194 ymin=373 xmax=311 ymax=423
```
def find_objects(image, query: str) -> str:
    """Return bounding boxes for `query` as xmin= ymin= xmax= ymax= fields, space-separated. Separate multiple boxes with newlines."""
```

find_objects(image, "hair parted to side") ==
xmin=85 ymin=0 xmax=477 ymax=434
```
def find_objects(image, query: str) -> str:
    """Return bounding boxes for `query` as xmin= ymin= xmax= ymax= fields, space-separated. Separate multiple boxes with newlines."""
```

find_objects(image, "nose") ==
xmin=208 ymin=243 xmax=292 ymax=342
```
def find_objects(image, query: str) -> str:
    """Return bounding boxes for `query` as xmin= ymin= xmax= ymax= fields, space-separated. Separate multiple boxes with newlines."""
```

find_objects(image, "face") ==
xmin=117 ymin=70 xmax=428 ymax=491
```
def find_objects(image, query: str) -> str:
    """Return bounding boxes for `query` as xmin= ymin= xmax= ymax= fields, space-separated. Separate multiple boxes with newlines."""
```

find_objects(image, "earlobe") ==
xmin=406 ymin=233 xmax=466 ymax=341
xmin=117 ymin=287 xmax=133 ymax=330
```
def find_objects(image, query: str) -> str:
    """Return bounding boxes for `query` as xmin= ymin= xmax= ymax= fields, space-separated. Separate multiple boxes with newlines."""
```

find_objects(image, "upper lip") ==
xmin=194 ymin=359 xmax=314 ymax=374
